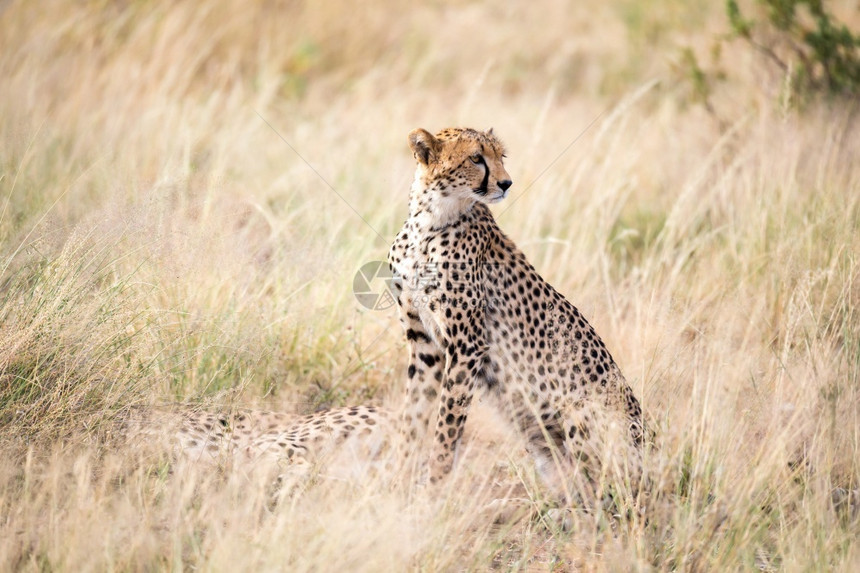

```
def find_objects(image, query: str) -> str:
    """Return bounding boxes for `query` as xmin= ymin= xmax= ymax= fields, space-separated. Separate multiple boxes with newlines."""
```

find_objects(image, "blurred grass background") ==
xmin=1 ymin=0 xmax=859 ymax=570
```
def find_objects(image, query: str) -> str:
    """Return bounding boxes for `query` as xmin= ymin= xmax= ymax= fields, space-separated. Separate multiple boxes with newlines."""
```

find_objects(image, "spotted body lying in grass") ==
xmin=123 ymin=405 xmax=395 ymax=482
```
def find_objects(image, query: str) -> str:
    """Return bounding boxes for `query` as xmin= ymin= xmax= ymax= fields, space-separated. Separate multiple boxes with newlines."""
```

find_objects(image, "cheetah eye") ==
xmin=470 ymin=154 xmax=483 ymax=165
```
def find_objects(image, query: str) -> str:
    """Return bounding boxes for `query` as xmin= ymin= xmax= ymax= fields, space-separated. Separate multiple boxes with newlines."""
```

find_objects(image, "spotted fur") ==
xmin=125 ymin=405 xmax=395 ymax=480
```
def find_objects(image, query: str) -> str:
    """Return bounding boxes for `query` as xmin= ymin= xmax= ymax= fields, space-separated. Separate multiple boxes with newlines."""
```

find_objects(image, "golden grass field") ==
xmin=2 ymin=0 xmax=859 ymax=570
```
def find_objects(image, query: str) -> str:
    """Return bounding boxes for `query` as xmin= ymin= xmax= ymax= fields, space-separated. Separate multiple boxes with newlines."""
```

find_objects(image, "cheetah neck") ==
xmin=408 ymin=173 xmax=474 ymax=231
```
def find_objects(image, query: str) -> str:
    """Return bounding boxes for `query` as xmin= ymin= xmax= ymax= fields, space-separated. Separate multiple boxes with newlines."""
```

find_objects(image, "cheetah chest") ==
xmin=391 ymin=226 xmax=487 ymax=347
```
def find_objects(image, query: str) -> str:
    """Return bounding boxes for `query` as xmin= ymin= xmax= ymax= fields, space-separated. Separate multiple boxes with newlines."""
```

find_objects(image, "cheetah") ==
xmin=123 ymin=405 xmax=395 ymax=482
xmin=389 ymin=127 xmax=646 ymax=504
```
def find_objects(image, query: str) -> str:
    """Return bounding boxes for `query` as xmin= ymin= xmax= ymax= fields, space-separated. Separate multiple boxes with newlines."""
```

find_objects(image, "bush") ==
xmin=727 ymin=0 xmax=860 ymax=97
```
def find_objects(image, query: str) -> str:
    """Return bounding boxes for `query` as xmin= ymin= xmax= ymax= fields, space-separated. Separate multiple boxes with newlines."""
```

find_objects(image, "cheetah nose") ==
xmin=497 ymin=180 xmax=512 ymax=192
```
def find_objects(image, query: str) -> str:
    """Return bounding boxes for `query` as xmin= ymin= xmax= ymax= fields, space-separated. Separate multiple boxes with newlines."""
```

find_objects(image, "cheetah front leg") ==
xmin=399 ymin=305 xmax=445 ymax=471
xmin=427 ymin=305 xmax=487 ymax=483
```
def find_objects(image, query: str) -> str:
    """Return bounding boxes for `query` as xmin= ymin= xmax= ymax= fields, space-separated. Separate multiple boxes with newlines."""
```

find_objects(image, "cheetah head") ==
xmin=408 ymin=127 xmax=512 ymax=205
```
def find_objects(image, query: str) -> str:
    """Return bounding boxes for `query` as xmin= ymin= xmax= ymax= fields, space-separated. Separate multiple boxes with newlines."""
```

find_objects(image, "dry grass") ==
xmin=2 ymin=0 xmax=859 ymax=570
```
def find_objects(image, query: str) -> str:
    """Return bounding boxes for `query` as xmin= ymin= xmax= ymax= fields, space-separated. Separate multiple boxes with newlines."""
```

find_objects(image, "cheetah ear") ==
xmin=487 ymin=127 xmax=494 ymax=136
xmin=408 ymin=128 xmax=440 ymax=166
